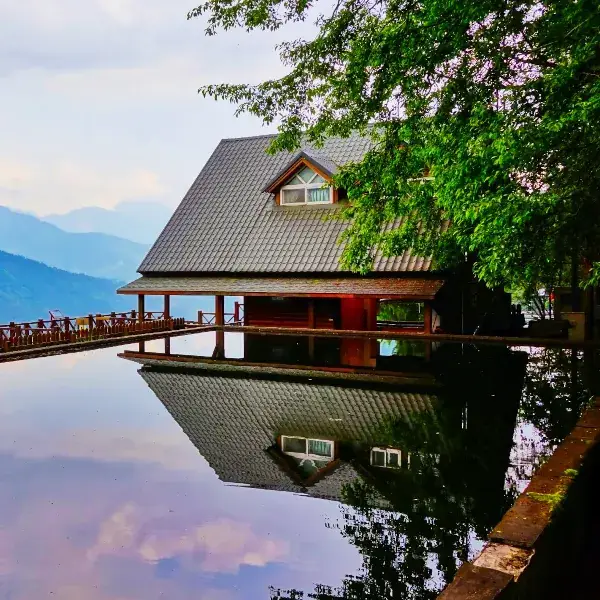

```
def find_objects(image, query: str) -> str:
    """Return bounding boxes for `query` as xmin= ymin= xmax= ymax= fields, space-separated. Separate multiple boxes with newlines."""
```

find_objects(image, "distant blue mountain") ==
xmin=43 ymin=201 xmax=172 ymax=245
xmin=0 ymin=205 xmax=148 ymax=282
xmin=0 ymin=250 xmax=131 ymax=323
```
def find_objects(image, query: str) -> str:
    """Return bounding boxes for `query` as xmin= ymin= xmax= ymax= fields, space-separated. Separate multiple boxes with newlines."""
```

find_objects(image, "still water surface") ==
xmin=0 ymin=332 xmax=593 ymax=599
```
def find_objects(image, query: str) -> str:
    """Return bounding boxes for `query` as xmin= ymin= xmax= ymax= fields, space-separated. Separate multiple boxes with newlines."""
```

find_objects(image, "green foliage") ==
xmin=189 ymin=0 xmax=600 ymax=291
xmin=377 ymin=301 xmax=424 ymax=323
xmin=527 ymin=490 xmax=566 ymax=512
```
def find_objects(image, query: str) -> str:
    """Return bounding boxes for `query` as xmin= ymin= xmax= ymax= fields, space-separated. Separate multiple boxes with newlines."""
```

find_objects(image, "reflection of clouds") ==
xmin=0 ymin=426 xmax=207 ymax=472
xmin=89 ymin=504 xmax=289 ymax=574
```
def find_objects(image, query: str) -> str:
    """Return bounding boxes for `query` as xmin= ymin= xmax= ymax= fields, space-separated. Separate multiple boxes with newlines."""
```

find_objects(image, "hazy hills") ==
xmin=0 ymin=250 xmax=131 ymax=323
xmin=0 ymin=206 xmax=148 ymax=282
xmin=43 ymin=201 xmax=172 ymax=245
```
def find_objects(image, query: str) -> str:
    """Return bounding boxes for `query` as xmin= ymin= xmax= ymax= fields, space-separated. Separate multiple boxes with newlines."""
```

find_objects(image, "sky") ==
xmin=0 ymin=0 xmax=316 ymax=216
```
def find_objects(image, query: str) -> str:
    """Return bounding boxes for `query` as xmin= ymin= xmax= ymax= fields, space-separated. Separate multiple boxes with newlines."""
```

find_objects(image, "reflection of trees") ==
xmin=270 ymin=407 xmax=519 ymax=600
xmin=270 ymin=346 xmax=553 ymax=600
xmin=520 ymin=348 xmax=590 ymax=446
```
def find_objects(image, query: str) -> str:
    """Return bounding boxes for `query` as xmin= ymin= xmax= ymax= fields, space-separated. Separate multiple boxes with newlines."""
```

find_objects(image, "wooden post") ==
xmin=88 ymin=314 xmax=94 ymax=330
xmin=138 ymin=294 xmax=145 ymax=324
xmin=215 ymin=295 xmax=225 ymax=327
xmin=164 ymin=295 xmax=171 ymax=320
xmin=308 ymin=299 xmax=316 ymax=329
xmin=424 ymin=303 xmax=433 ymax=334
xmin=234 ymin=301 xmax=240 ymax=324
xmin=214 ymin=331 xmax=225 ymax=358
xmin=64 ymin=317 xmax=71 ymax=341
xmin=164 ymin=337 xmax=171 ymax=355
xmin=198 ymin=310 xmax=204 ymax=325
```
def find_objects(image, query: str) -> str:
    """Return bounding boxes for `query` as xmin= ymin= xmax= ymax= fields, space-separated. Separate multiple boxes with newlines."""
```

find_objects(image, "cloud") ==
xmin=88 ymin=505 xmax=290 ymax=574
xmin=0 ymin=1 xmax=318 ymax=216
xmin=0 ymin=157 xmax=167 ymax=213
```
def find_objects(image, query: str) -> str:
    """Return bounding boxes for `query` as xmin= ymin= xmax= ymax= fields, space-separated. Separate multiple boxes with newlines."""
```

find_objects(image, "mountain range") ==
xmin=43 ymin=201 xmax=172 ymax=245
xmin=0 ymin=250 xmax=131 ymax=323
xmin=0 ymin=206 xmax=148 ymax=282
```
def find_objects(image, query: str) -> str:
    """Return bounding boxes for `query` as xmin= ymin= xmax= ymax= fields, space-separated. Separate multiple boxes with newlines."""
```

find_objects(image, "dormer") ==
xmin=264 ymin=150 xmax=340 ymax=206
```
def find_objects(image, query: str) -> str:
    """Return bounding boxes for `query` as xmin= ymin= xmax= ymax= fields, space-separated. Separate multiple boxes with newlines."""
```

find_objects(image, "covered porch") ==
xmin=117 ymin=275 xmax=445 ymax=334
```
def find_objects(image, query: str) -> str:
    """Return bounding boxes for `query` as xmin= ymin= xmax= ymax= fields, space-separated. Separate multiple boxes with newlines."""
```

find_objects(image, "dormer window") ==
xmin=280 ymin=166 xmax=333 ymax=205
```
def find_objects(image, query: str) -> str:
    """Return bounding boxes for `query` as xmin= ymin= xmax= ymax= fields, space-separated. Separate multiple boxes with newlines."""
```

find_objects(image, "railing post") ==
xmin=64 ymin=317 xmax=71 ymax=341
xmin=88 ymin=314 xmax=94 ymax=331
xmin=234 ymin=301 xmax=240 ymax=324
xmin=198 ymin=310 xmax=203 ymax=325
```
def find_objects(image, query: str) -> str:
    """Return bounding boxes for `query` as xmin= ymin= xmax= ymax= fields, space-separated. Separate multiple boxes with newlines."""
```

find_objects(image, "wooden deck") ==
xmin=0 ymin=311 xmax=187 ymax=356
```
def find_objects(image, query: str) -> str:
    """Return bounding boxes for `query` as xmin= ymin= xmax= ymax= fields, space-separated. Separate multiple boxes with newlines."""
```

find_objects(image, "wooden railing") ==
xmin=0 ymin=312 xmax=186 ymax=353
xmin=192 ymin=302 xmax=244 ymax=327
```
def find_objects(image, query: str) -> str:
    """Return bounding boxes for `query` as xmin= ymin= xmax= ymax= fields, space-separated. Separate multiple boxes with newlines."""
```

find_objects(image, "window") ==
xmin=370 ymin=447 xmax=404 ymax=469
xmin=281 ymin=436 xmax=335 ymax=460
xmin=280 ymin=165 xmax=333 ymax=205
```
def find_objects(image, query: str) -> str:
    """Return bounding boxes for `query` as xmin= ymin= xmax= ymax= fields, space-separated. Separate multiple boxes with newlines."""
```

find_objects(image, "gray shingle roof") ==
xmin=139 ymin=133 xmax=432 ymax=274
xmin=118 ymin=275 xmax=445 ymax=299
xmin=138 ymin=364 xmax=438 ymax=500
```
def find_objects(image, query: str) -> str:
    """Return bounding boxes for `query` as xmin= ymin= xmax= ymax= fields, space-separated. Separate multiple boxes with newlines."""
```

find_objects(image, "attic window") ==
xmin=280 ymin=166 xmax=332 ymax=205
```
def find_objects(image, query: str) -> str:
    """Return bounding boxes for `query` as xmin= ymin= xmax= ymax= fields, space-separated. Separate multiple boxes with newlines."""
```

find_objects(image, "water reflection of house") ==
xmin=130 ymin=357 xmax=439 ymax=502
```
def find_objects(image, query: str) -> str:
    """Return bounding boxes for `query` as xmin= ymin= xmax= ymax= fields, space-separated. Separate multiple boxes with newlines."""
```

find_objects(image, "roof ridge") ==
xmin=221 ymin=133 xmax=278 ymax=142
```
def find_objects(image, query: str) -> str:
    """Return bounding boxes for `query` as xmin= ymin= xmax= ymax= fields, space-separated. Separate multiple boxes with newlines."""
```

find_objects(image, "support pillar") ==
xmin=164 ymin=336 xmax=171 ymax=355
xmin=214 ymin=295 xmax=225 ymax=358
xmin=215 ymin=295 xmax=225 ymax=326
xmin=138 ymin=294 xmax=145 ymax=323
xmin=424 ymin=303 xmax=433 ymax=334
xmin=164 ymin=295 xmax=171 ymax=320
xmin=308 ymin=299 xmax=316 ymax=329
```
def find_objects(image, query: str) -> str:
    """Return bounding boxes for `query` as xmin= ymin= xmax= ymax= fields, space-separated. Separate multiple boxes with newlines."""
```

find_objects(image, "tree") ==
xmin=188 ymin=0 xmax=600 ymax=292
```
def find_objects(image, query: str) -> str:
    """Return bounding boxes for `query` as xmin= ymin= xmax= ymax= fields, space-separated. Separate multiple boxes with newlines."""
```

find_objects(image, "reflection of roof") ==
xmin=139 ymin=365 xmax=438 ymax=501
xmin=118 ymin=276 xmax=445 ymax=298
xmin=137 ymin=133 xmax=433 ymax=275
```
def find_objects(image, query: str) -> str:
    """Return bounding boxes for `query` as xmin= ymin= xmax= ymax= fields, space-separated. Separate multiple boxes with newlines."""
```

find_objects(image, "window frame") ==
xmin=370 ymin=447 xmax=404 ymax=469
xmin=280 ymin=168 xmax=333 ymax=206
xmin=280 ymin=435 xmax=335 ymax=461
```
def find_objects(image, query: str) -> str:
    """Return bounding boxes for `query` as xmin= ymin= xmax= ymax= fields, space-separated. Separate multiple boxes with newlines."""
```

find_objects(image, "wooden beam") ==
xmin=424 ymin=303 xmax=433 ymax=334
xmin=164 ymin=295 xmax=171 ymax=319
xmin=215 ymin=295 xmax=225 ymax=326
xmin=307 ymin=299 xmax=316 ymax=329
xmin=118 ymin=289 xmax=439 ymax=300
xmin=138 ymin=294 xmax=145 ymax=323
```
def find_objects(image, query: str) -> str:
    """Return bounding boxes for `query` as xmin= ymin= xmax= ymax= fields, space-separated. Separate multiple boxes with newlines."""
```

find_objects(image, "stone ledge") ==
xmin=437 ymin=564 xmax=514 ymax=600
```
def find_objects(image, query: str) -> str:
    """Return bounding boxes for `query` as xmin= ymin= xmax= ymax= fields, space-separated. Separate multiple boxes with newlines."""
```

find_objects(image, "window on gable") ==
xmin=280 ymin=165 xmax=333 ymax=205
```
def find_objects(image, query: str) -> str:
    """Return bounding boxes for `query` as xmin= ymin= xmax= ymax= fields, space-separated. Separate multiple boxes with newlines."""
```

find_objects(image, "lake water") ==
xmin=0 ymin=332 xmax=595 ymax=599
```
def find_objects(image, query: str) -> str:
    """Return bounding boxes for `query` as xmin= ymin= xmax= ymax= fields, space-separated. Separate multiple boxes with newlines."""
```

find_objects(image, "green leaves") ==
xmin=190 ymin=0 xmax=600 ymax=291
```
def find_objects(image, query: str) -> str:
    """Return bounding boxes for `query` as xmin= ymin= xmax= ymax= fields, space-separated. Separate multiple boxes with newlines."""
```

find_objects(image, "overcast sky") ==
xmin=0 ymin=0 xmax=315 ymax=216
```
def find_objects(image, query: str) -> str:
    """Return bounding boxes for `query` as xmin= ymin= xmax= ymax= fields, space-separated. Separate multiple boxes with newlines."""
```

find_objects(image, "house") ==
xmin=118 ymin=132 xmax=511 ymax=334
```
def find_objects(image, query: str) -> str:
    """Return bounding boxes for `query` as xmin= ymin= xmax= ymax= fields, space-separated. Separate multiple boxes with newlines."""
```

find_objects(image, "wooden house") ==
xmin=119 ymin=132 xmax=510 ymax=334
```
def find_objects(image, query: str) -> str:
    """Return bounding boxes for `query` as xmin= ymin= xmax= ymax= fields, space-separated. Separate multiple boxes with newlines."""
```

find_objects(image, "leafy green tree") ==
xmin=188 ymin=0 xmax=600 ymax=292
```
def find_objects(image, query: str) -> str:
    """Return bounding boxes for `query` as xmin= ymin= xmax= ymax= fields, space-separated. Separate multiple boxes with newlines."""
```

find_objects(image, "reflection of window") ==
xmin=281 ymin=166 xmax=332 ymax=205
xmin=281 ymin=436 xmax=334 ymax=460
xmin=370 ymin=447 xmax=405 ymax=468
